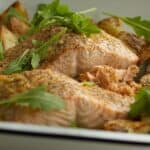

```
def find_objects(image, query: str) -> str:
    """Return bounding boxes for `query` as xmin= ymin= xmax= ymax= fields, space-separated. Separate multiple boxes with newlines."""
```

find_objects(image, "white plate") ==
xmin=0 ymin=0 xmax=150 ymax=149
xmin=0 ymin=122 xmax=150 ymax=150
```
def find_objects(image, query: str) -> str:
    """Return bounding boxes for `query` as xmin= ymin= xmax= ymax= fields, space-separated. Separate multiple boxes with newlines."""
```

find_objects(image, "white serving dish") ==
xmin=0 ymin=0 xmax=150 ymax=149
xmin=0 ymin=122 xmax=150 ymax=150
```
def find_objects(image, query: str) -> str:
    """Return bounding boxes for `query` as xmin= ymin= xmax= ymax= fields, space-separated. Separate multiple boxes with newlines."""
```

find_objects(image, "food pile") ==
xmin=0 ymin=0 xmax=149 ymax=133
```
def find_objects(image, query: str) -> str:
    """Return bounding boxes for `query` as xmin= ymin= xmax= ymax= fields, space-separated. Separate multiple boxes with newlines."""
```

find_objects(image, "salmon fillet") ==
xmin=0 ymin=26 xmax=138 ymax=77
xmin=0 ymin=70 xmax=76 ymax=127
xmin=0 ymin=69 xmax=134 ymax=128
xmin=49 ymin=30 xmax=139 ymax=77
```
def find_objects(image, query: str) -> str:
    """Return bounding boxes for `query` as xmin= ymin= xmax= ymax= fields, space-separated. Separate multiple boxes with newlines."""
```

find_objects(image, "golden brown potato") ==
xmin=118 ymin=31 xmax=147 ymax=55
xmin=104 ymin=119 xmax=150 ymax=133
xmin=140 ymin=74 xmax=150 ymax=87
xmin=0 ymin=1 xmax=29 ymax=36
xmin=97 ymin=17 xmax=122 ymax=37
xmin=0 ymin=25 xmax=18 ymax=50
xmin=11 ymin=1 xmax=28 ymax=18
xmin=0 ymin=1 xmax=28 ymax=23
xmin=98 ymin=18 xmax=149 ymax=57
xmin=8 ymin=17 xmax=29 ymax=36
xmin=140 ymin=48 xmax=150 ymax=64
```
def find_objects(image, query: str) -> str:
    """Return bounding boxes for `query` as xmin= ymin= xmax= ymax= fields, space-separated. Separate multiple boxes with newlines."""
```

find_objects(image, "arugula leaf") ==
xmin=32 ymin=0 xmax=59 ymax=25
xmin=32 ymin=39 xmax=44 ymax=47
xmin=0 ymin=86 xmax=65 ymax=111
xmin=70 ymin=121 xmax=78 ymax=128
xmin=4 ymin=7 xmax=29 ymax=25
xmin=31 ymin=53 xmax=40 ymax=69
xmin=104 ymin=13 xmax=150 ymax=39
xmin=30 ymin=0 xmax=100 ymax=36
xmin=3 ymin=49 xmax=31 ymax=74
xmin=78 ymin=8 xmax=97 ymax=14
xmin=70 ymin=13 xmax=99 ymax=36
xmin=81 ymin=81 xmax=95 ymax=87
xmin=3 ymin=28 xmax=66 ymax=75
xmin=56 ymin=3 xmax=71 ymax=16
xmin=128 ymin=87 xmax=150 ymax=119
xmin=34 ymin=28 xmax=67 ymax=60
xmin=32 ymin=0 xmax=72 ymax=26
xmin=0 ymin=41 xmax=4 ymax=60
xmin=124 ymin=16 xmax=150 ymax=39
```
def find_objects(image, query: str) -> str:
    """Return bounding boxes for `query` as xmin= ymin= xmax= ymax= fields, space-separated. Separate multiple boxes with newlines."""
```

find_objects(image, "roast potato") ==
xmin=0 ymin=25 xmax=18 ymax=50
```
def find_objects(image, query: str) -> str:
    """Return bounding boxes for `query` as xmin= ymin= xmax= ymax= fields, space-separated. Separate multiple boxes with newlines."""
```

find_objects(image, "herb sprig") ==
xmin=104 ymin=12 xmax=150 ymax=40
xmin=0 ymin=86 xmax=65 ymax=111
xmin=129 ymin=87 xmax=150 ymax=119
xmin=0 ymin=41 xmax=4 ymax=60
xmin=81 ymin=81 xmax=95 ymax=87
xmin=3 ymin=28 xmax=67 ymax=74
xmin=30 ymin=0 xmax=100 ymax=36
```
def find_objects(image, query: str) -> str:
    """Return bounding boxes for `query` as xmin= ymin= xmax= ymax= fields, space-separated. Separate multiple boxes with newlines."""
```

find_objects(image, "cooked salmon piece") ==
xmin=0 ymin=26 xmax=138 ymax=77
xmin=0 ymin=69 xmax=76 ymax=127
xmin=0 ymin=69 xmax=134 ymax=128
xmin=79 ymin=65 xmax=141 ymax=96
xmin=0 ymin=102 xmax=75 ymax=127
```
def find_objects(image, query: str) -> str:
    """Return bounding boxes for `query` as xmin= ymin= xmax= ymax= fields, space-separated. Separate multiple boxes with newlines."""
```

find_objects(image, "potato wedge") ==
xmin=0 ymin=1 xmax=28 ymax=23
xmin=0 ymin=25 xmax=18 ymax=50
xmin=141 ymin=74 xmax=150 ymax=87
xmin=8 ymin=17 xmax=29 ymax=36
xmin=98 ymin=17 xmax=122 ymax=37
xmin=11 ymin=1 xmax=28 ymax=18
xmin=0 ymin=1 xmax=29 ymax=36
xmin=104 ymin=119 xmax=150 ymax=133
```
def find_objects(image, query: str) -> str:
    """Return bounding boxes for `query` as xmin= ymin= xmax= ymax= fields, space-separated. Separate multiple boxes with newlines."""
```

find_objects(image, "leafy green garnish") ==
xmin=4 ymin=7 xmax=29 ymax=25
xmin=0 ymin=41 xmax=4 ymax=60
xmin=3 ymin=49 xmax=31 ymax=74
xmin=30 ymin=0 xmax=100 ymax=36
xmin=104 ymin=12 xmax=150 ymax=39
xmin=81 ymin=81 xmax=95 ymax=87
xmin=0 ymin=86 xmax=64 ymax=111
xmin=31 ymin=52 xmax=40 ymax=69
xmin=3 ymin=28 xmax=66 ymax=74
xmin=129 ymin=87 xmax=150 ymax=119
xmin=32 ymin=39 xmax=44 ymax=47
xmin=70 ymin=121 xmax=78 ymax=128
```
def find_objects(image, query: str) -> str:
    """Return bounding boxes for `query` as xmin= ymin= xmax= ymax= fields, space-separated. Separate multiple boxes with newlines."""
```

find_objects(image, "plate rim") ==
xmin=0 ymin=122 xmax=150 ymax=146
